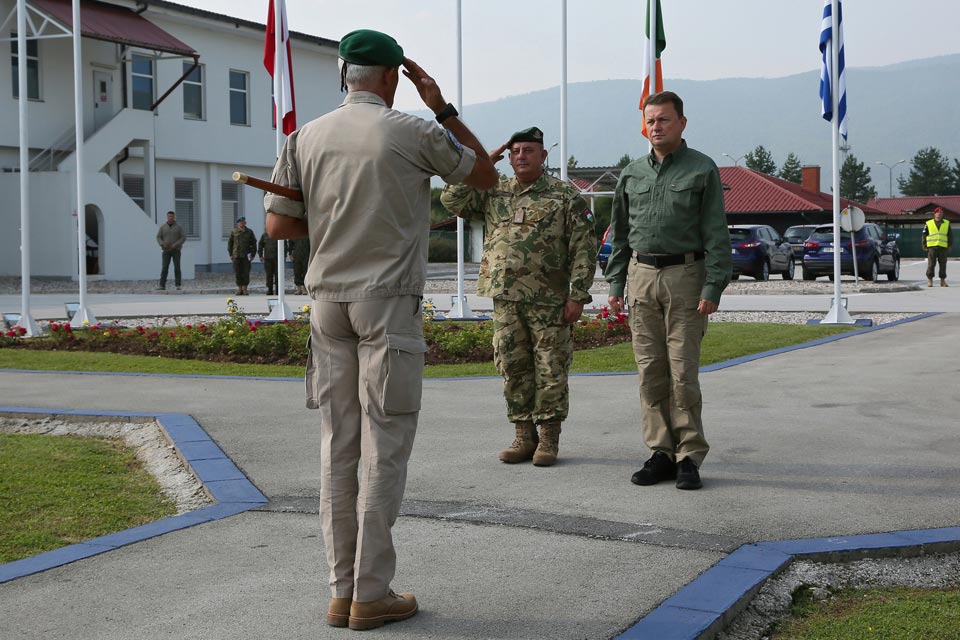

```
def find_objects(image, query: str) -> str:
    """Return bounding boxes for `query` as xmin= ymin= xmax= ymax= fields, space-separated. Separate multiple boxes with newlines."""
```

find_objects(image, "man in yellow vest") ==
xmin=922 ymin=206 xmax=951 ymax=287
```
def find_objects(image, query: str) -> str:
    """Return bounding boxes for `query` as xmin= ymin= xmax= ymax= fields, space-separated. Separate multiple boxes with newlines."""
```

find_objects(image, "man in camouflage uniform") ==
xmin=258 ymin=229 xmax=280 ymax=294
xmin=441 ymin=126 xmax=597 ymax=467
xmin=228 ymin=216 xmax=258 ymax=295
xmin=286 ymin=236 xmax=310 ymax=295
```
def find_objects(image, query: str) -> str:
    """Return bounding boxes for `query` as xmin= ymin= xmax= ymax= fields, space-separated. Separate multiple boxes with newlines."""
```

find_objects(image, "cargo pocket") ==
xmin=382 ymin=333 xmax=428 ymax=415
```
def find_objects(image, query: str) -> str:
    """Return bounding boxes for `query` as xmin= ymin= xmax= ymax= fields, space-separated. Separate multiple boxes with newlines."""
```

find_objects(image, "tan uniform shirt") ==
xmin=264 ymin=92 xmax=477 ymax=301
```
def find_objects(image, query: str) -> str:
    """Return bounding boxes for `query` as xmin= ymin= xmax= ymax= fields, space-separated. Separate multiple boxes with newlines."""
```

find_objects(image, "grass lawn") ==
xmin=0 ymin=433 xmax=177 ymax=563
xmin=0 ymin=322 xmax=853 ymax=379
xmin=772 ymin=585 xmax=960 ymax=639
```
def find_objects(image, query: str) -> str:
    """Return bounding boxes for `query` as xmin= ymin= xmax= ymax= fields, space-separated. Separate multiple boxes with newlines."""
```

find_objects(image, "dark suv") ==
xmin=729 ymin=225 xmax=795 ymax=281
xmin=784 ymin=224 xmax=819 ymax=260
xmin=801 ymin=222 xmax=900 ymax=281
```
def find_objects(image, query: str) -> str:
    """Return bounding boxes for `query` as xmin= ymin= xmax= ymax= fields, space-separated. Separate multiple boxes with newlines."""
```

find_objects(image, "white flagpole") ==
xmin=822 ymin=0 xmax=853 ymax=324
xmin=560 ymin=0 xmax=567 ymax=182
xmin=647 ymin=0 xmax=656 ymax=153
xmin=15 ymin=0 xmax=38 ymax=336
xmin=268 ymin=0 xmax=292 ymax=321
xmin=71 ymin=0 xmax=96 ymax=327
xmin=449 ymin=0 xmax=474 ymax=318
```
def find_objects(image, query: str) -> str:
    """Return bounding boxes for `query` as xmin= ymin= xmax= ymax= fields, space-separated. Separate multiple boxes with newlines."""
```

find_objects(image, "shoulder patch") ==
xmin=582 ymin=208 xmax=594 ymax=222
xmin=445 ymin=129 xmax=464 ymax=152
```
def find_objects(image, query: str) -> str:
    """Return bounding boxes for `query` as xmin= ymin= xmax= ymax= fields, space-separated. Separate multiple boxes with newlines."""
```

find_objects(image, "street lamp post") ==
xmin=722 ymin=153 xmax=745 ymax=167
xmin=875 ymin=159 xmax=906 ymax=198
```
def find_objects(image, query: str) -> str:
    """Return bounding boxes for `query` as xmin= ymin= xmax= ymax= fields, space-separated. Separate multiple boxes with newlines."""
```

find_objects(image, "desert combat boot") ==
xmin=499 ymin=421 xmax=539 ymax=463
xmin=532 ymin=421 xmax=561 ymax=467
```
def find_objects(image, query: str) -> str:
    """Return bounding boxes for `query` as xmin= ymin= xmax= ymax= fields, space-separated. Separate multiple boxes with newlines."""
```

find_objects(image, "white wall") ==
xmin=0 ymin=0 xmax=341 ymax=278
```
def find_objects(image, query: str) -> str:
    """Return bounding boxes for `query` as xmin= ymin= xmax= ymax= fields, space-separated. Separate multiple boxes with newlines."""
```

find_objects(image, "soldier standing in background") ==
xmin=156 ymin=210 xmax=185 ymax=291
xmin=258 ymin=229 xmax=279 ymax=295
xmin=228 ymin=217 xmax=258 ymax=295
xmin=286 ymin=236 xmax=310 ymax=295
xmin=441 ymin=126 xmax=597 ymax=467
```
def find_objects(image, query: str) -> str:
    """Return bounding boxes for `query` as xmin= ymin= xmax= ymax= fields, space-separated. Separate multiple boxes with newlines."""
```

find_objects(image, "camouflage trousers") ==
xmin=492 ymin=299 xmax=573 ymax=424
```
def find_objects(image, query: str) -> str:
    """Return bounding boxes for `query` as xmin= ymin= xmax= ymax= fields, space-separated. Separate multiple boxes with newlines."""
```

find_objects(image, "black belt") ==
xmin=632 ymin=251 xmax=705 ymax=268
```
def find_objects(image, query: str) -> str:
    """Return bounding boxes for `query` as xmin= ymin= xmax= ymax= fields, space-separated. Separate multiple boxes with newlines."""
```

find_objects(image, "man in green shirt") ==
xmin=605 ymin=91 xmax=731 ymax=490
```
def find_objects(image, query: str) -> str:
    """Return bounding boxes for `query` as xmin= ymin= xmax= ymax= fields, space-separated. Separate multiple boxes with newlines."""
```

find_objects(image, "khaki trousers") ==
xmin=306 ymin=295 xmax=427 ymax=602
xmin=626 ymin=258 xmax=710 ymax=466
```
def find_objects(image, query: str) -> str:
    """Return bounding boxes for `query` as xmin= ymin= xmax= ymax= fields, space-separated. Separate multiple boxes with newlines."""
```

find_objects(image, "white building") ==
xmin=0 ymin=0 xmax=340 ymax=280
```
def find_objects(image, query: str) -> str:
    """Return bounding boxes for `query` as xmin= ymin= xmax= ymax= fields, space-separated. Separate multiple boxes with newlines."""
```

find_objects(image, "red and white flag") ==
xmin=639 ymin=0 xmax=666 ymax=138
xmin=264 ymin=0 xmax=296 ymax=135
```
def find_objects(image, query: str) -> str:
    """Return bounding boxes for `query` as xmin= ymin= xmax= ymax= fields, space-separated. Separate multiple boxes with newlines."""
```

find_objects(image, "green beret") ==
xmin=338 ymin=29 xmax=404 ymax=67
xmin=508 ymin=127 xmax=545 ymax=146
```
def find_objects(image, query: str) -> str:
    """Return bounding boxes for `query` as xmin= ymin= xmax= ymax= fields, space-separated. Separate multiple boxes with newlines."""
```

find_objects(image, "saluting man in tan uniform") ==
xmin=264 ymin=29 xmax=496 ymax=631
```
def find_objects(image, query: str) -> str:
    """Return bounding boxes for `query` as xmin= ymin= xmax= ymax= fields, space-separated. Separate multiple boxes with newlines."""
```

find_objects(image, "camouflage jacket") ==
xmin=441 ymin=173 xmax=597 ymax=305
xmin=258 ymin=232 xmax=279 ymax=260
xmin=228 ymin=227 xmax=258 ymax=259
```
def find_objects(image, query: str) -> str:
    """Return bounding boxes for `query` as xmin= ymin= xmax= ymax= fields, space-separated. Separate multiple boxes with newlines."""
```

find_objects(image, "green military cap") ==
xmin=338 ymin=29 xmax=404 ymax=67
xmin=507 ymin=126 xmax=545 ymax=146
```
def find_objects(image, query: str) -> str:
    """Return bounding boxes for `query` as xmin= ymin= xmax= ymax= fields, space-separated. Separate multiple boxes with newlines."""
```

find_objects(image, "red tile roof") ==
xmin=719 ymin=166 xmax=883 ymax=214
xmin=866 ymin=196 xmax=960 ymax=215
xmin=33 ymin=0 xmax=196 ymax=56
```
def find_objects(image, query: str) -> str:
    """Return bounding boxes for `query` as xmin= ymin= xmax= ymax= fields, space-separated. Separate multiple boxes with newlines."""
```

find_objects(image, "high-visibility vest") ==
xmin=926 ymin=219 xmax=950 ymax=248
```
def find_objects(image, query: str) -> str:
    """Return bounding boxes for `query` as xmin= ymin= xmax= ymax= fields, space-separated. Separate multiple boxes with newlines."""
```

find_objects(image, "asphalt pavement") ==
xmin=1 ymin=258 xmax=959 ymax=639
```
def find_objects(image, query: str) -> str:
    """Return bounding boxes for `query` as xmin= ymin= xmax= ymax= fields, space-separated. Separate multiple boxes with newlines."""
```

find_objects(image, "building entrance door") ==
xmin=93 ymin=70 xmax=115 ymax=130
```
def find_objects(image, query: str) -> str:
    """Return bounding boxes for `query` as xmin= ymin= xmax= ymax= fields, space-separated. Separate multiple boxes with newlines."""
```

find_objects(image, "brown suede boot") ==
xmin=928 ymin=278 xmax=934 ymax=287
xmin=498 ymin=421 xmax=538 ymax=463
xmin=348 ymin=591 xmax=418 ymax=630
xmin=942 ymin=279 xmax=949 ymax=287
xmin=532 ymin=422 xmax=561 ymax=467
xmin=326 ymin=597 xmax=351 ymax=627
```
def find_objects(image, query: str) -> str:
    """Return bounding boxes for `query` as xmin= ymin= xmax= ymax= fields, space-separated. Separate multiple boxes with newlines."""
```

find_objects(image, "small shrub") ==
xmin=428 ymin=236 xmax=458 ymax=262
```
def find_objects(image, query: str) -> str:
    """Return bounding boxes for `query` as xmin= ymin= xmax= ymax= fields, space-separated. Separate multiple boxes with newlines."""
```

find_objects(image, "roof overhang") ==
xmin=28 ymin=0 xmax=196 ymax=57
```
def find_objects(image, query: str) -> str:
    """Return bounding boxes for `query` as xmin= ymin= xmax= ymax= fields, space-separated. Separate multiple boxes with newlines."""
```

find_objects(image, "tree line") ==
xmin=736 ymin=145 xmax=960 ymax=202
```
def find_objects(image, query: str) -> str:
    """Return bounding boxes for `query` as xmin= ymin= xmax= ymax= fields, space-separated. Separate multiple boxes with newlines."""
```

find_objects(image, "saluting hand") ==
xmin=488 ymin=142 xmax=509 ymax=164
xmin=402 ymin=57 xmax=445 ymax=113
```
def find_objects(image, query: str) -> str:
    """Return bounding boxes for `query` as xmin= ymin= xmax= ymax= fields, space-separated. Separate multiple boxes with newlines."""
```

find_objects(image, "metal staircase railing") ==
xmin=28 ymin=126 xmax=77 ymax=172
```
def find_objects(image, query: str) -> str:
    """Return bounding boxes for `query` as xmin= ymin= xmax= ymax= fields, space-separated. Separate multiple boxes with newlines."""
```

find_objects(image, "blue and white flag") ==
xmin=819 ymin=0 xmax=847 ymax=139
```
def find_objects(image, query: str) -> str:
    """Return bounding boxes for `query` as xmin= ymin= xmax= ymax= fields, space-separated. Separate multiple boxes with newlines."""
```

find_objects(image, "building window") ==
xmin=182 ymin=62 xmax=203 ymax=120
xmin=221 ymin=181 xmax=241 ymax=239
xmin=229 ymin=70 xmax=249 ymax=126
xmin=122 ymin=174 xmax=145 ymax=212
xmin=174 ymin=178 xmax=200 ymax=238
xmin=10 ymin=33 xmax=40 ymax=100
xmin=131 ymin=54 xmax=154 ymax=110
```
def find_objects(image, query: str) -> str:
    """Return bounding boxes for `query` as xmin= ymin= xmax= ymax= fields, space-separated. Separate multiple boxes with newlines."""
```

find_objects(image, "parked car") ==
xmin=801 ymin=222 xmax=900 ymax=281
xmin=783 ymin=224 xmax=820 ymax=260
xmin=597 ymin=225 xmax=612 ymax=271
xmin=728 ymin=224 xmax=795 ymax=281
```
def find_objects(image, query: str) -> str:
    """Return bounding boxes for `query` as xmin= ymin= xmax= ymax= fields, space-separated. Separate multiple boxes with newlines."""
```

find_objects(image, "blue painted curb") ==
xmin=616 ymin=526 xmax=960 ymax=639
xmin=0 ymin=407 xmax=267 ymax=584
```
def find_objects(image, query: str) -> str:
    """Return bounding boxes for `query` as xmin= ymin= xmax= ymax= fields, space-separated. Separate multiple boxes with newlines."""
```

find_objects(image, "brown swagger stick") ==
xmin=232 ymin=172 xmax=303 ymax=201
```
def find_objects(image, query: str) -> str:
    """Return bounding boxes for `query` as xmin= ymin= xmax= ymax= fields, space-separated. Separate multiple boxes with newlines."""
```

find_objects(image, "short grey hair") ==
xmin=344 ymin=63 xmax=387 ymax=90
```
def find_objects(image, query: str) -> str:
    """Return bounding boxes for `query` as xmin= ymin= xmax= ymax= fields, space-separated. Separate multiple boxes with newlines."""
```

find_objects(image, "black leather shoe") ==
xmin=676 ymin=457 xmax=703 ymax=490
xmin=631 ymin=451 xmax=677 ymax=486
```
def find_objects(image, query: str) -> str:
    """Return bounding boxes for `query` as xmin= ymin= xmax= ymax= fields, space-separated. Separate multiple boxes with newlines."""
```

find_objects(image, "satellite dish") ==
xmin=840 ymin=206 xmax=865 ymax=232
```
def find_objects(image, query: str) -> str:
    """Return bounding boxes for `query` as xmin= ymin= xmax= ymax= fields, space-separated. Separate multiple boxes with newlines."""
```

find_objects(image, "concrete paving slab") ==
xmin=0 ymin=511 xmax=722 ymax=640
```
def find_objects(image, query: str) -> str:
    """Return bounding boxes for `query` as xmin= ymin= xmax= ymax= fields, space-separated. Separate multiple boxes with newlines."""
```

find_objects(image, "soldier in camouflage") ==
xmin=258 ymin=229 xmax=280 ymax=295
xmin=286 ymin=236 xmax=310 ymax=295
xmin=227 ymin=217 xmax=258 ymax=295
xmin=441 ymin=126 xmax=597 ymax=467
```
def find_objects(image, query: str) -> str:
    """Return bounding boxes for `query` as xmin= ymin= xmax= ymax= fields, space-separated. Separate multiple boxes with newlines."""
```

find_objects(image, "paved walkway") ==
xmin=1 ymin=260 xmax=959 ymax=639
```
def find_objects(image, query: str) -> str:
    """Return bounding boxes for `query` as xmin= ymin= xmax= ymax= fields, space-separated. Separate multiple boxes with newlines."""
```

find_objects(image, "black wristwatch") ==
xmin=435 ymin=103 xmax=458 ymax=124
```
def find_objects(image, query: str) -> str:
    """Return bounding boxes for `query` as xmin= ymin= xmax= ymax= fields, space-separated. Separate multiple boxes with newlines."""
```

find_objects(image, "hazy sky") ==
xmin=191 ymin=0 xmax=960 ymax=110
